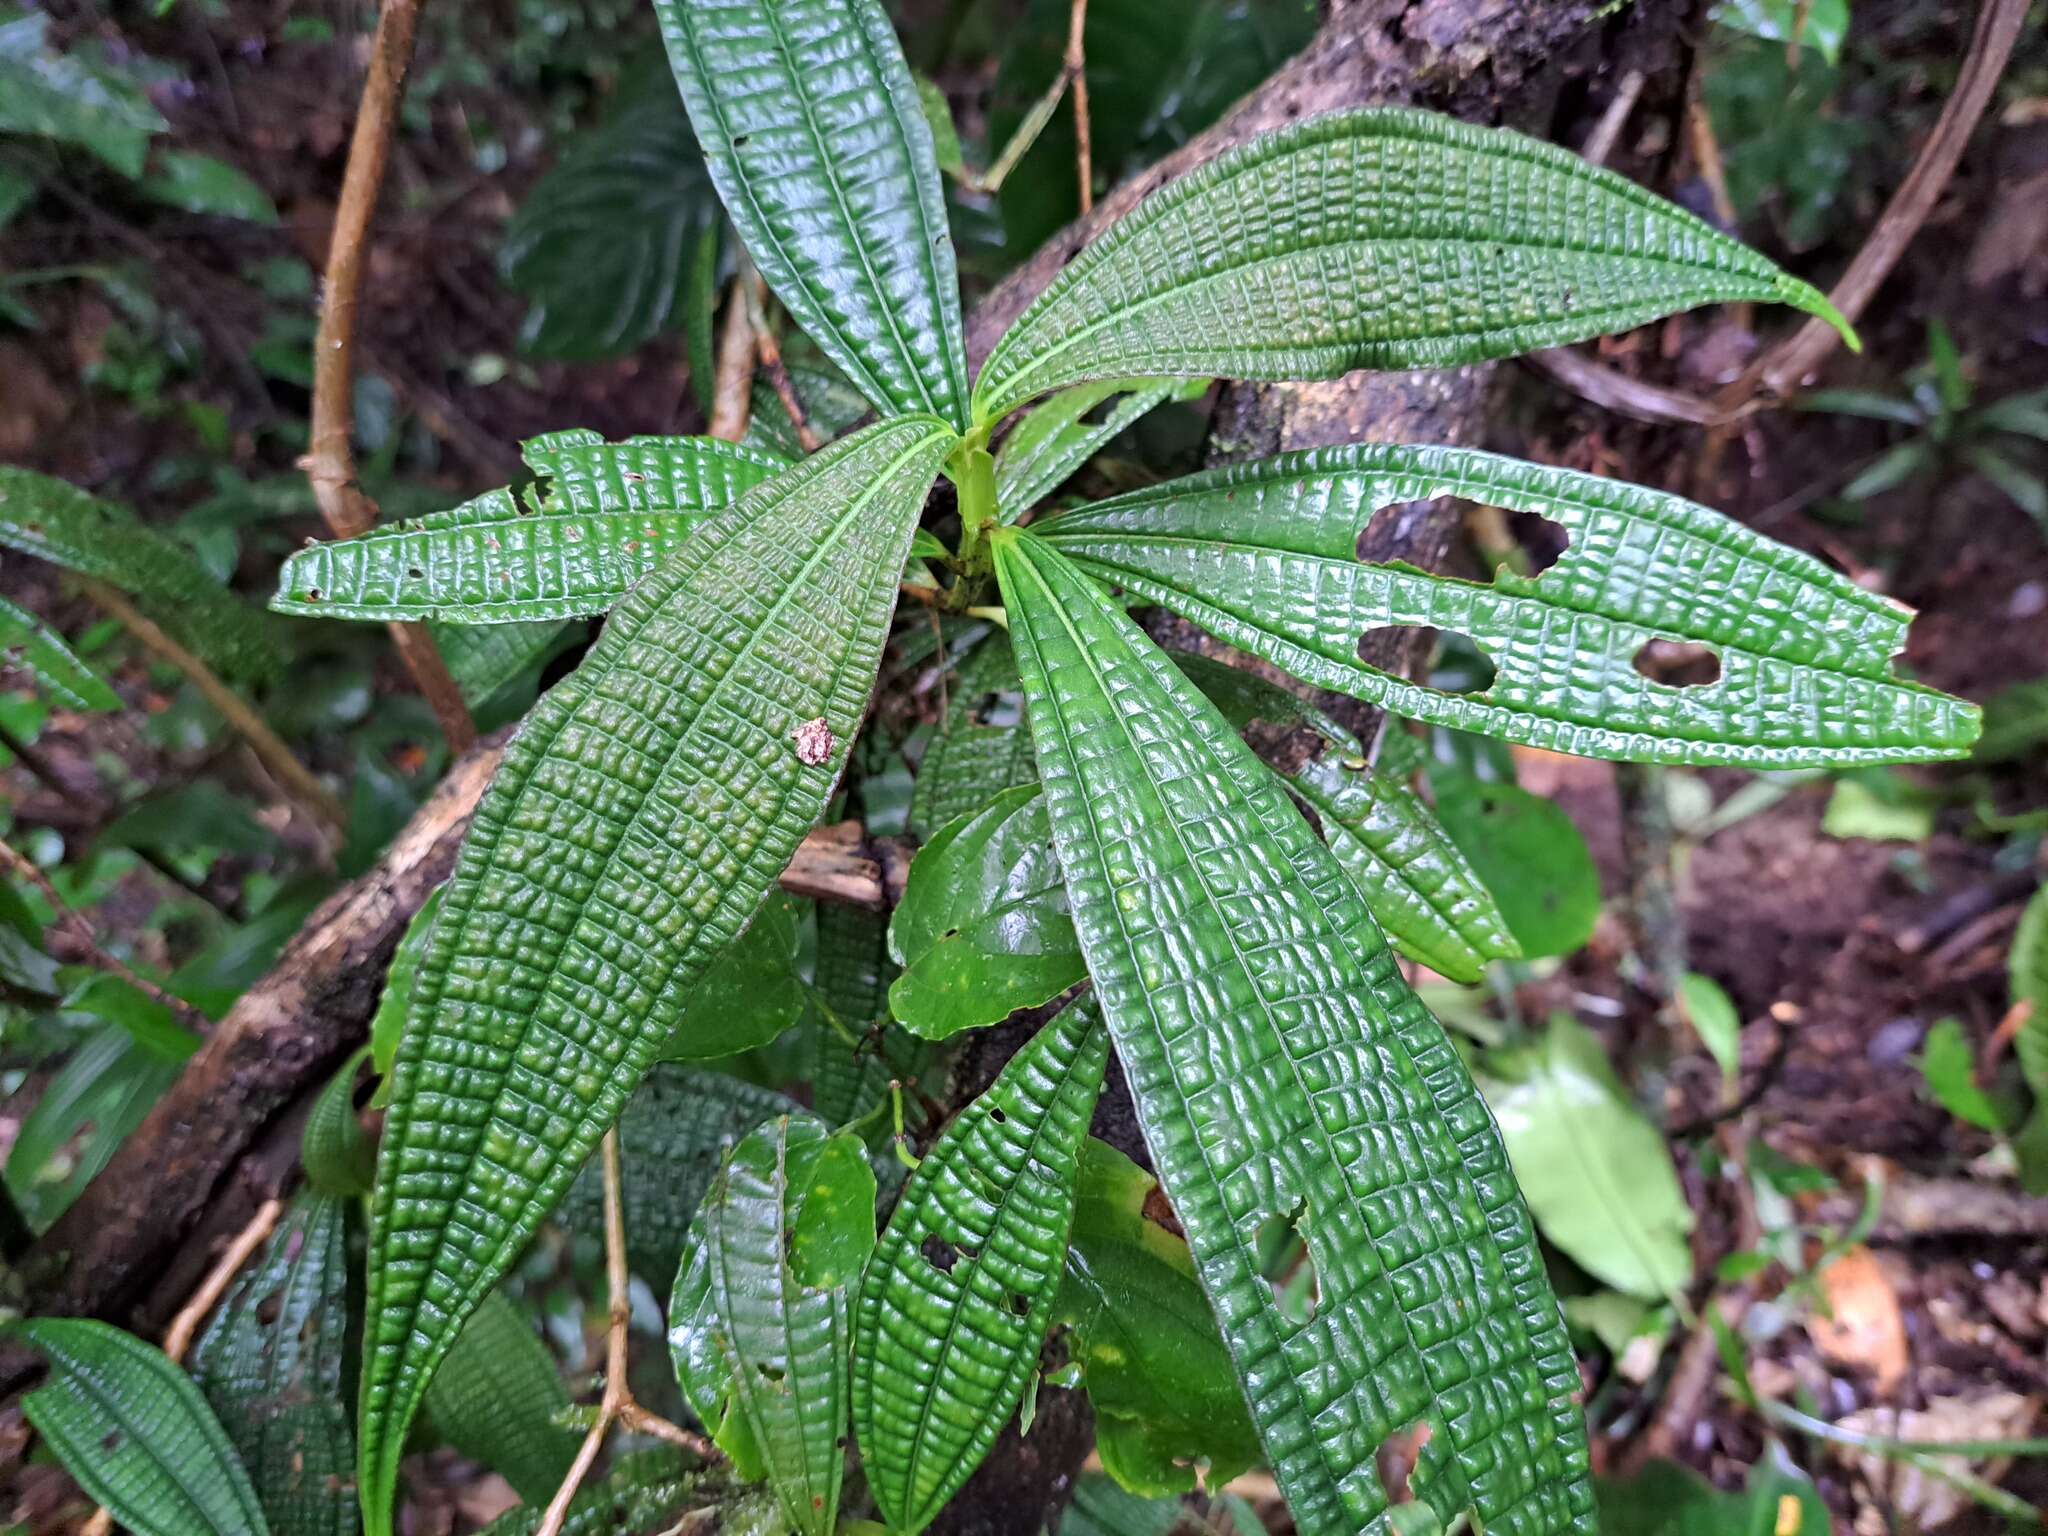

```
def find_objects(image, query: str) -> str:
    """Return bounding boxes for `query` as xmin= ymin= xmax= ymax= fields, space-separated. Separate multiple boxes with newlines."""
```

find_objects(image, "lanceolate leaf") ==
xmin=888 ymin=783 xmax=1086 ymax=1040
xmin=190 ymin=1192 xmax=356 ymax=1536
xmin=6 ymin=1317 xmax=269 ymax=1536
xmin=657 ymin=0 xmax=971 ymax=428
xmin=422 ymin=1289 xmax=579 ymax=1506
xmin=1173 ymin=653 xmax=1516 ymax=982
xmin=1040 ymin=444 xmax=1978 ymax=766
xmin=358 ymin=417 xmax=952 ymax=1536
xmin=0 ymin=466 xmax=281 ymax=685
xmin=993 ymin=529 xmax=1594 ymax=1534
xmin=669 ymin=1114 xmax=876 ymax=1536
xmin=972 ymin=107 xmax=1852 ymax=423
xmin=0 ymin=593 xmax=120 ymax=711
xmin=852 ymin=998 xmax=1108 ymax=1534
xmin=273 ymin=431 xmax=786 ymax=624
xmin=561 ymin=1065 xmax=798 ymax=1281
xmin=993 ymin=378 xmax=1196 ymax=520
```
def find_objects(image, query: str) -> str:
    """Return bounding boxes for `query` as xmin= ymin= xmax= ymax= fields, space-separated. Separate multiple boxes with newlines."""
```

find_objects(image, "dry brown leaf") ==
xmin=1807 ymin=1245 xmax=1909 ymax=1393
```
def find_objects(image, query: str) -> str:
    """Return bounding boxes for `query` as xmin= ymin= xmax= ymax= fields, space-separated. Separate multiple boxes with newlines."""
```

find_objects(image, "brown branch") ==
xmin=303 ymin=0 xmax=475 ymax=755
xmin=79 ymin=579 xmax=347 ymax=838
xmin=1065 ymin=0 xmax=1092 ymax=214
xmin=708 ymin=279 xmax=758 ymax=444
xmin=742 ymin=266 xmax=822 ymax=453
xmin=0 ymin=835 xmax=211 ymax=1036
xmin=159 ymin=1199 xmax=283 ymax=1363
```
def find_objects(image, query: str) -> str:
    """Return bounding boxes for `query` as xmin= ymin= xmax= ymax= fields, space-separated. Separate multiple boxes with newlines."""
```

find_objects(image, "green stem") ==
xmin=948 ymin=443 xmax=998 ymax=575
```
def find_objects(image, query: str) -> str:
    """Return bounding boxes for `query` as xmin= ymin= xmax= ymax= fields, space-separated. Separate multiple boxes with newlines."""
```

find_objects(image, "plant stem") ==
xmin=304 ymin=0 xmax=475 ymax=754
xmin=741 ymin=259 xmax=821 ymax=453
xmin=1065 ymin=0 xmax=1091 ymax=213
xmin=948 ymin=443 xmax=998 ymax=576
xmin=81 ymin=578 xmax=348 ymax=837
xmin=708 ymin=278 xmax=758 ymax=444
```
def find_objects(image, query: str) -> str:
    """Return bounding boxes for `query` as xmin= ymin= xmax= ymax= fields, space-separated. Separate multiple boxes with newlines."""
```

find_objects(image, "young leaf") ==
xmin=668 ymin=1114 xmax=876 ymax=1536
xmin=1038 ymin=444 xmax=1979 ymax=766
xmin=1053 ymin=1138 xmax=1261 ymax=1498
xmin=0 ymin=466 xmax=281 ymax=685
xmin=993 ymin=378 xmax=1198 ymax=520
xmin=1916 ymin=1016 xmax=2006 ymax=1133
xmin=992 ymin=529 xmax=1595 ymax=1533
xmin=1678 ymin=972 xmax=1743 ymax=1087
xmin=972 ymin=107 xmax=1852 ymax=422
xmin=852 ymin=998 xmax=1108 ymax=1534
xmin=422 ymin=1290 xmax=579 ymax=1506
xmin=906 ymin=628 xmax=1039 ymax=840
xmin=888 ymin=783 xmax=1086 ymax=1039
xmin=657 ymin=0 xmax=971 ymax=428
xmin=561 ymin=1065 xmax=797 ymax=1281
xmin=6 ymin=1317 xmax=269 ymax=1536
xmin=272 ymin=431 xmax=786 ymax=623
xmin=190 ymin=1192 xmax=356 ymax=1536
xmin=501 ymin=59 xmax=726 ymax=361
xmin=1173 ymin=653 xmax=1517 ymax=982
xmin=0 ymin=593 xmax=121 ymax=712
xmin=358 ymin=416 xmax=952 ymax=1536
xmin=1485 ymin=1015 xmax=1694 ymax=1301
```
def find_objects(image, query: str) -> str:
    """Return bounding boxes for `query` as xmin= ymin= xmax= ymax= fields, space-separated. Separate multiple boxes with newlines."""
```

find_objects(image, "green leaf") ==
xmin=1840 ymin=440 xmax=1933 ymax=502
xmin=5 ymin=1317 xmax=270 ymax=1536
xmin=1713 ymin=0 xmax=1850 ymax=64
xmin=2011 ymin=888 xmax=2048 ymax=1099
xmin=423 ymin=1289 xmax=580 ymax=1506
xmin=1173 ymin=653 xmax=1518 ymax=981
xmin=0 ymin=162 xmax=38 ymax=232
xmin=739 ymin=363 xmax=874 ymax=462
xmin=1679 ymin=971 xmax=1742 ymax=1087
xmin=669 ymin=1114 xmax=875 ymax=1536
xmin=0 ymin=592 xmax=121 ymax=712
xmin=657 ymin=0 xmax=970 ymax=428
xmin=190 ymin=1192 xmax=356 ymax=1536
xmin=1429 ymin=770 xmax=1601 ymax=960
xmin=1037 ymin=444 xmax=1977 ymax=766
xmin=272 ymin=430 xmax=786 ymax=623
xmin=501 ymin=59 xmax=726 ymax=361
xmin=852 ymin=998 xmax=1108 ymax=1534
xmin=301 ymin=1046 xmax=376 ymax=1197
xmin=139 ymin=151 xmax=280 ymax=224
xmin=1598 ymin=1446 xmax=1830 ymax=1535
xmin=913 ymin=74 xmax=963 ymax=178
xmin=1973 ymin=677 xmax=2048 ymax=765
xmin=432 ymin=619 xmax=575 ymax=707
xmin=1485 ymin=1015 xmax=1694 ymax=1301
xmin=369 ymin=884 xmax=441 ymax=1092
xmin=1052 ymin=1138 xmax=1260 ymax=1498
xmin=358 ymin=416 xmax=952 ymax=1536
xmin=801 ymin=904 xmax=926 ymax=1141
xmin=905 ymin=629 xmax=1038 ymax=840
xmin=0 ymin=8 xmax=167 ymax=177
xmin=993 ymin=378 xmax=1198 ymax=520
xmin=1820 ymin=775 xmax=1935 ymax=842
xmin=472 ymin=1450 xmax=722 ymax=1536
xmin=887 ymin=783 xmax=1086 ymax=1040
xmin=1917 ymin=1016 xmax=2005 ymax=1133
xmin=972 ymin=107 xmax=1852 ymax=423
xmin=0 ymin=466 xmax=282 ymax=685
xmin=663 ymin=892 xmax=808 ymax=1060
xmin=562 ymin=1064 xmax=797 ymax=1281
xmin=992 ymin=528 xmax=1594 ymax=1533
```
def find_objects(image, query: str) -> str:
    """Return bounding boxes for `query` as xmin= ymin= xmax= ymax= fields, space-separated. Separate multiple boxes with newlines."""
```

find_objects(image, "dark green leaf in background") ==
xmin=905 ymin=629 xmax=1038 ymax=841
xmin=888 ymin=784 xmax=1085 ymax=1040
xmin=852 ymin=1000 xmax=1107 ymax=1534
xmin=0 ymin=593 xmax=121 ymax=712
xmin=422 ymin=1289 xmax=580 ymax=1507
xmin=0 ymin=8 xmax=168 ymax=177
xmin=662 ymin=892 xmax=809 ymax=1060
xmin=1429 ymin=769 xmax=1601 ymax=961
xmin=6 ymin=1317 xmax=270 ymax=1536
xmin=140 ymin=151 xmax=280 ymax=224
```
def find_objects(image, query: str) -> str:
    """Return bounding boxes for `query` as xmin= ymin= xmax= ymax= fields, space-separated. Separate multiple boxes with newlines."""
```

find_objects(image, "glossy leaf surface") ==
xmin=273 ymin=431 xmax=785 ymax=623
xmin=0 ymin=593 xmax=120 ymax=711
xmin=657 ymin=0 xmax=970 ymax=427
xmin=994 ymin=529 xmax=1594 ymax=1534
xmin=423 ymin=1289 xmax=579 ymax=1505
xmin=1040 ymin=444 xmax=1978 ymax=765
xmin=993 ymin=378 xmax=1195 ymax=520
xmin=973 ymin=108 xmax=1850 ymax=422
xmin=1486 ymin=1015 xmax=1693 ymax=1301
xmin=358 ymin=417 xmax=952 ymax=1536
xmin=7 ymin=1317 xmax=269 ymax=1536
xmin=190 ymin=1192 xmax=356 ymax=1536
xmin=1053 ymin=1138 xmax=1260 ymax=1497
xmin=906 ymin=629 xmax=1037 ymax=840
xmin=369 ymin=884 xmax=441 ymax=1090
xmin=888 ymin=783 xmax=1085 ymax=1039
xmin=669 ymin=1113 xmax=875 ymax=1535
xmin=562 ymin=1064 xmax=797 ymax=1280
xmin=1175 ymin=653 xmax=1516 ymax=982
xmin=0 ymin=465 xmax=280 ymax=685
xmin=852 ymin=999 xmax=1108 ymax=1534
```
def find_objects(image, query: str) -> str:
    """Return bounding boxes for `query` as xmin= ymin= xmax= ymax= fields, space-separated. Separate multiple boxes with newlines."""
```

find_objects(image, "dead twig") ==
xmin=742 ymin=263 xmax=822 ymax=453
xmin=0 ymin=834 xmax=212 ymax=1034
xmin=1066 ymin=0 xmax=1092 ymax=213
xmin=303 ymin=0 xmax=474 ymax=755
xmin=536 ymin=1131 xmax=715 ymax=1536
xmin=79 ymin=579 xmax=347 ymax=837
xmin=708 ymin=279 xmax=758 ymax=445
xmin=1580 ymin=69 xmax=1644 ymax=168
